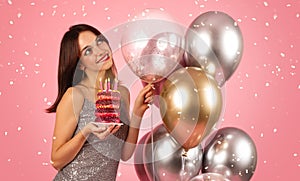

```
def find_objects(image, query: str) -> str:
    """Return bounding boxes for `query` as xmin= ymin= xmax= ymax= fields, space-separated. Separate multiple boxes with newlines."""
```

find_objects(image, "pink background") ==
xmin=1 ymin=0 xmax=299 ymax=180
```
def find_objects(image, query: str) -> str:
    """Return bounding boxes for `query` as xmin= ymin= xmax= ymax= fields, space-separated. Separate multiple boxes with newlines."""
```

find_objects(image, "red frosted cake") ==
xmin=95 ymin=89 xmax=121 ymax=123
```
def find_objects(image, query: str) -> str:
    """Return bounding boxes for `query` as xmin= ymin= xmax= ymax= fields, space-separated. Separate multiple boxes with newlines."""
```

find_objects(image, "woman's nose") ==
xmin=93 ymin=46 xmax=104 ymax=55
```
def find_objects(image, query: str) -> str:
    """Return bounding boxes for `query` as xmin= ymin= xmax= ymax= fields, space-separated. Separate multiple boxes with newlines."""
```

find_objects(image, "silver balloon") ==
xmin=202 ymin=127 xmax=257 ymax=181
xmin=190 ymin=173 xmax=230 ymax=181
xmin=143 ymin=124 xmax=203 ymax=181
xmin=185 ymin=11 xmax=243 ymax=86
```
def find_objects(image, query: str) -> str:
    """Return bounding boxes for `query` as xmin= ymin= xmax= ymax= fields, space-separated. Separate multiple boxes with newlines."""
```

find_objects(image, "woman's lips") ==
xmin=96 ymin=53 xmax=109 ymax=63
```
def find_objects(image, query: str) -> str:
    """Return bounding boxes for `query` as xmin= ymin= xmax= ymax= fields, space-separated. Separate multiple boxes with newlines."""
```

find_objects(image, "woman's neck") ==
xmin=81 ymin=70 xmax=106 ymax=89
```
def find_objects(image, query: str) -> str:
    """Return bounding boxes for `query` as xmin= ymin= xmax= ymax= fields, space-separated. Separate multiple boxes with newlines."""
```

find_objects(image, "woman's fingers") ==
xmin=144 ymin=96 xmax=153 ymax=104
xmin=93 ymin=127 xmax=111 ymax=140
xmin=110 ymin=125 xmax=121 ymax=134
xmin=92 ymin=124 xmax=122 ymax=140
xmin=144 ymin=89 xmax=153 ymax=98
xmin=144 ymin=84 xmax=154 ymax=104
xmin=140 ymin=84 xmax=154 ymax=96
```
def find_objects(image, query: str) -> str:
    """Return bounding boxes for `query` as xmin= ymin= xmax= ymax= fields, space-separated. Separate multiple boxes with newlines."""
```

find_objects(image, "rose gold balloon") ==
xmin=159 ymin=67 xmax=223 ymax=150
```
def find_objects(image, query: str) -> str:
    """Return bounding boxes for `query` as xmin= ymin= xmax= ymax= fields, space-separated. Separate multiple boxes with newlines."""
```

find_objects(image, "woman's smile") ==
xmin=96 ymin=52 xmax=110 ymax=64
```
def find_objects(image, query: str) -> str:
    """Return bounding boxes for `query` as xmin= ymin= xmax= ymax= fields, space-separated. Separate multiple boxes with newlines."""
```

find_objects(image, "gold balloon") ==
xmin=159 ymin=67 xmax=223 ymax=150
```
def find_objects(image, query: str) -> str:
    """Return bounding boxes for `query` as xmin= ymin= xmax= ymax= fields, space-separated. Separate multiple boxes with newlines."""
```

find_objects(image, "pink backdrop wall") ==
xmin=0 ymin=0 xmax=299 ymax=180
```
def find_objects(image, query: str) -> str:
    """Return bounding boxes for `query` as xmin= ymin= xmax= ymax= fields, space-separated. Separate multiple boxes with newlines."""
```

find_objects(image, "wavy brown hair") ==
xmin=46 ymin=24 xmax=117 ymax=113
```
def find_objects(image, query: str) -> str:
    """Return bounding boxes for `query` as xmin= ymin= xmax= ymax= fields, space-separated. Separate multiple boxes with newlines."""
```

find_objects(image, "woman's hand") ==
xmin=132 ymin=83 xmax=154 ymax=118
xmin=81 ymin=122 xmax=121 ymax=140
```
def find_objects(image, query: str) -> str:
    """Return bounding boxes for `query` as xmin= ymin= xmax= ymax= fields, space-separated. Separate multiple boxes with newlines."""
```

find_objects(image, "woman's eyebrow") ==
xmin=80 ymin=36 xmax=98 ymax=54
xmin=80 ymin=45 xmax=90 ymax=54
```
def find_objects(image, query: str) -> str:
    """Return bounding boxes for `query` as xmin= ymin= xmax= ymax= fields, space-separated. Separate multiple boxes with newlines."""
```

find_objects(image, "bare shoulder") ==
xmin=63 ymin=87 xmax=84 ymax=101
xmin=57 ymin=87 xmax=84 ymax=115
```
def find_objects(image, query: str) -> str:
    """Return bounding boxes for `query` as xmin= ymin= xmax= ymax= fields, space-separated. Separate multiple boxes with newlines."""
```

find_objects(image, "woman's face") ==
xmin=78 ymin=31 xmax=113 ymax=72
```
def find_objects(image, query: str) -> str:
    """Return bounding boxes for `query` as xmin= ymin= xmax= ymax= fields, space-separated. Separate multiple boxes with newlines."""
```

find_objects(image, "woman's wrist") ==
xmin=80 ymin=125 xmax=92 ymax=138
xmin=130 ymin=113 xmax=143 ymax=129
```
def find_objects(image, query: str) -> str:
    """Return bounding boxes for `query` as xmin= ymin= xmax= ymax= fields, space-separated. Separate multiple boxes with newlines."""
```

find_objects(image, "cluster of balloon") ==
xmin=123 ymin=9 xmax=257 ymax=181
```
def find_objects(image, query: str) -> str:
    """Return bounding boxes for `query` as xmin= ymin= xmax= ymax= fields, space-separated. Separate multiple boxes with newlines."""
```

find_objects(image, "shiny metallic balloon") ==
xmin=121 ymin=9 xmax=185 ymax=83
xmin=159 ymin=67 xmax=223 ymax=150
xmin=143 ymin=124 xmax=203 ymax=181
xmin=134 ymin=132 xmax=151 ymax=181
xmin=185 ymin=11 xmax=243 ymax=86
xmin=190 ymin=173 xmax=230 ymax=181
xmin=202 ymin=127 xmax=257 ymax=181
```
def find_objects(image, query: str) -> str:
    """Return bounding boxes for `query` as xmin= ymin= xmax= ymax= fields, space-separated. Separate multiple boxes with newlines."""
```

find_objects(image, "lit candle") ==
xmin=107 ymin=78 xmax=110 ymax=91
xmin=114 ymin=78 xmax=118 ymax=90
xmin=99 ymin=78 xmax=103 ymax=90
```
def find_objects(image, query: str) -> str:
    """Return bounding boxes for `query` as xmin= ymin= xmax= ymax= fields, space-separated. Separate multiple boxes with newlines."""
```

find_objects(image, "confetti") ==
xmin=117 ymin=172 xmax=122 ymax=177
xmin=0 ymin=1 xmax=299 ymax=180
xmin=265 ymin=22 xmax=269 ymax=26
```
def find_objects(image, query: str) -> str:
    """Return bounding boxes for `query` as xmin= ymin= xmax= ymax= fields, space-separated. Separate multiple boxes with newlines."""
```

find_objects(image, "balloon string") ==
xmin=150 ymin=103 xmax=155 ymax=181
xmin=180 ymin=150 xmax=188 ymax=181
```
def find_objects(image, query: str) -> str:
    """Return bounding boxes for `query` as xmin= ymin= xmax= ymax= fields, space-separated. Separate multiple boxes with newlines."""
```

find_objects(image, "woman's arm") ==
xmin=121 ymin=84 xmax=154 ymax=161
xmin=50 ymin=87 xmax=111 ymax=170
xmin=51 ymin=87 xmax=86 ymax=170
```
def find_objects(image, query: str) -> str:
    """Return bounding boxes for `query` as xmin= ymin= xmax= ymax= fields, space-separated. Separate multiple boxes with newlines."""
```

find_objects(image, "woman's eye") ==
xmin=84 ymin=48 xmax=93 ymax=56
xmin=97 ymin=39 xmax=103 ymax=46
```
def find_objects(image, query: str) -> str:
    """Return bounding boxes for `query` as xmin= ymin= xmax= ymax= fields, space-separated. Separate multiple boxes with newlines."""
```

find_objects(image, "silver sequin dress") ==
xmin=53 ymin=98 xmax=129 ymax=181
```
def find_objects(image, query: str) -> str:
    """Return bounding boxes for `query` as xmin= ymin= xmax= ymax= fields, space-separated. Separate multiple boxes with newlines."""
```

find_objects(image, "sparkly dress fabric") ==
xmin=53 ymin=97 xmax=129 ymax=181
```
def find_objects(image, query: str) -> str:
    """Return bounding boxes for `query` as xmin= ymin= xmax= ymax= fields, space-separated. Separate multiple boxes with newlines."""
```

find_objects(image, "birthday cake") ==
xmin=94 ymin=78 xmax=121 ymax=124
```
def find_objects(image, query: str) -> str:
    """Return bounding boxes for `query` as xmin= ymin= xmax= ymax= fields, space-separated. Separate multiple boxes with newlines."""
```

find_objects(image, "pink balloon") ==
xmin=134 ymin=132 xmax=151 ymax=181
xmin=122 ymin=32 xmax=184 ymax=83
xmin=121 ymin=9 xmax=185 ymax=83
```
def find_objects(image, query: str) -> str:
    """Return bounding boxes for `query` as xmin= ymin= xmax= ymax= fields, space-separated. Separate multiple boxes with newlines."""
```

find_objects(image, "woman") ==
xmin=46 ymin=24 xmax=153 ymax=180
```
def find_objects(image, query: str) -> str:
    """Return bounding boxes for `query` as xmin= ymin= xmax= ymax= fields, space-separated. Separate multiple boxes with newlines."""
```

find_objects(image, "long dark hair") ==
xmin=46 ymin=24 xmax=117 ymax=113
